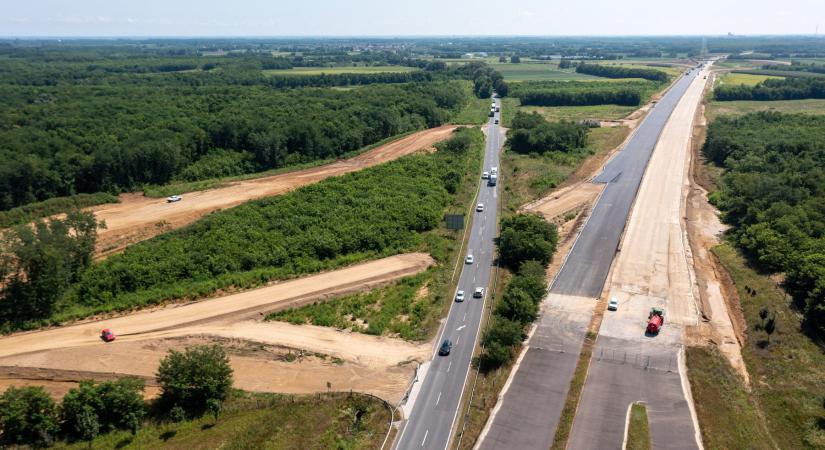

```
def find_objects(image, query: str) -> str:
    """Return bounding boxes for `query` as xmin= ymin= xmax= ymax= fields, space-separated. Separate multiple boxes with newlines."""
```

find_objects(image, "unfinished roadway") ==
xmin=478 ymin=66 xmax=705 ymax=450
xmin=90 ymin=125 xmax=458 ymax=257
xmin=0 ymin=253 xmax=434 ymax=401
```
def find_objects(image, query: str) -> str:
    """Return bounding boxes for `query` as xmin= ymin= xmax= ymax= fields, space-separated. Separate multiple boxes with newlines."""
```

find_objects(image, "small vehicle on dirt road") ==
xmin=473 ymin=287 xmax=485 ymax=298
xmin=100 ymin=329 xmax=115 ymax=342
xmin=438 ymin=339 xmax=453 ymax=356
xmin=476 ymin=203 xmax=484 ymax=212
xmin=647 ymin=307 xmax=665 ymax=334
xmin=494 ymin=119 xmax=499 ymax=124
xmin=607 ymin=297 xmax=619 ymax=311
xmin=455 ymin=290 xmax=465 ymax=302
xmin=166 ymin=195 xmax=182 ymax=203
xmin=482 ymin=171 xmax=489 ymax=179
xmin=465 ymin=254 xmax=474 ymax=264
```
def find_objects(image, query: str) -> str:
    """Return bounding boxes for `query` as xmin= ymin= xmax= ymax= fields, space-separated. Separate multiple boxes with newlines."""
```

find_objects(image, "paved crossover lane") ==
xmin=478 ymin=68 xmax=701 ymax=450
xmin=395 ymin=102 xmax=503 ymax=450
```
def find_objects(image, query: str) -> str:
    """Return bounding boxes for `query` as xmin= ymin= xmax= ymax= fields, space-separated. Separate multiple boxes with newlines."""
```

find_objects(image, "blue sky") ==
xmin=3 ymin=0 xmax=824 ymax=36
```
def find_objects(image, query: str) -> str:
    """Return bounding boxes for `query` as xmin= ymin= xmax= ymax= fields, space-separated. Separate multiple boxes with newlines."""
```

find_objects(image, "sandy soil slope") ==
xmin=0 ymin=253 xmax=434 ymax=401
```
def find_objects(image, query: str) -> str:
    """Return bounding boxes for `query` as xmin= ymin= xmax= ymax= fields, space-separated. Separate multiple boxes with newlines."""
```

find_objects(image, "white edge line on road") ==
xmin=621 ymin=401 xmax=635 ymax=450
xmin=421 ymin=429 xmax=428 ymax=447
xmin=397 ymin=114 xmax=503 ymax=450
xmin=444 ymin=115 xmax=504 ymax=450
xmin=678 ymin=346 xmax=705 ymax=450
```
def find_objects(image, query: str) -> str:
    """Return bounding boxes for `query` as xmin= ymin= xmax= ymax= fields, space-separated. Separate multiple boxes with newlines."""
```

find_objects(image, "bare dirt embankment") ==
xmin=0 ymin=253 xmax=434 ymax=402
xmin=92 ymin=126 xmax=457 ymax=257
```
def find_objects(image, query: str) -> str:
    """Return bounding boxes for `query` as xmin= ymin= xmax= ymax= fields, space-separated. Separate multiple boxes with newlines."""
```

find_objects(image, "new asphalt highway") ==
xmin=395 ymin=101 xmax=503 ymax=450
xmin=478 ymin=67 xmax=702 ymax=450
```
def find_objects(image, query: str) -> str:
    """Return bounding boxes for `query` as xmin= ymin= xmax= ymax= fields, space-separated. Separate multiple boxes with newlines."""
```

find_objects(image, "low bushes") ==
xmin=507 ymin=111 xmax=589 ymax=155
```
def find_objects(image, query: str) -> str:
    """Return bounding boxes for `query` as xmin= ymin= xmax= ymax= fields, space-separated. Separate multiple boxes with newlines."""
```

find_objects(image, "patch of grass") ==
xmin=712 ymin=243 xmax=825 ymax=449
xmin=262 ymin=65 xmax=418 ymax=76
xmin=686 ymin=346 xmax=773 ymax=449
xmin=718 ymin=72 xmax=784 ymax=86
xmin=517 ymin=104 xmax=640 ymax=123
xmin=626 ymin=403 xmax=651 ymax=450
xmin=52 ymin=391 xmax=390 ymax=450
xmin=501 ymin=126 xmax=626 ymax=212
xmin=705 ymin=98 xmax=825 ymax=121
xmin=490 ymin=62 xmax=602 ymax=82
xmin=269 ymin=272 xmax=430 ymax=340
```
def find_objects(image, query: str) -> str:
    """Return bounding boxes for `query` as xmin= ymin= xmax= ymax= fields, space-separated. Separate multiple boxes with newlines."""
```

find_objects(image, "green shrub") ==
xmin=0 ymin=385 xmax=60 ymax=447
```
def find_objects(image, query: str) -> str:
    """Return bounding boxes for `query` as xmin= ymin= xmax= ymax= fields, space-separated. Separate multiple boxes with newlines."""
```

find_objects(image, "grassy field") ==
xmin=706 ymin=98 xmax=825 ymax=121
xmin=263 ymin=65 xmax=419 ymax=76
xmin=717 ymin=72 xmax=784 ymax=86
xmin=686 ymin=346 xmax=773 ymax=449
xmin=53 ymin=391 xmax=391 ymax=450
xmin=268 ymin=129 xmax=485 ymax=342
xmin=626 ymin=403 xmax=651 ymax=450
xmin=707 ymin=244 xmax=825 ymax=449
xmin=490 ymin=62 xmax=601 ymax=82
xmin=501 ymin=126 xmax=628 ymax=213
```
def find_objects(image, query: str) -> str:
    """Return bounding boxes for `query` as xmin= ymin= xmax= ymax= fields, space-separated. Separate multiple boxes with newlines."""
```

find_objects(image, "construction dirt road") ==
xmin=91 ymin=125 xmax=457 ymax=256
xmin=0 ymin=253 xmax=434 ymax=401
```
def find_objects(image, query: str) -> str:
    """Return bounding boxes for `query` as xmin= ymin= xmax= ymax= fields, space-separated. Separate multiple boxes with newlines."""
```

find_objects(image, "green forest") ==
xmin=507 ymin=111 xmax=590 ymax=155
xmin=703 ymin=112 xmax=825 ymax=334
xmin=510 ymin=80 xmax=662 ymax=107
xmin=0 ymin=76 xmax=466 ymax=210
xmin=575 ymin=63 xmax=669 ymax=82
xmin=715 ymin=77 xmax=825 ymax=101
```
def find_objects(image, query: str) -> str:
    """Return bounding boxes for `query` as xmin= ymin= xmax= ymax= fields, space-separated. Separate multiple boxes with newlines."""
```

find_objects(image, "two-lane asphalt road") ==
xmin=395 ymin=101 xmax=504 ymax=450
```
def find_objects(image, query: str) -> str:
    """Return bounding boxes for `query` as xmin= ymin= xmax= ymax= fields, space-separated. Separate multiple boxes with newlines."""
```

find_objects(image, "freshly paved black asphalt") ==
xmin=395 ymin=103 xmax=503 ymax=450
xmin=478 ymin=69 xmax=700 ymax=450
xmin=551 ymin=70 xmax=700 ymax=298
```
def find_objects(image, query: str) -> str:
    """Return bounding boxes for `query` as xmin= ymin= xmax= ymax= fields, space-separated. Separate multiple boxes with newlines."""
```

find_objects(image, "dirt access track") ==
xmin=0 ymin=253 xmax=434 ymax=401
xmin=92 ymin=125 xmax=458 ymax=256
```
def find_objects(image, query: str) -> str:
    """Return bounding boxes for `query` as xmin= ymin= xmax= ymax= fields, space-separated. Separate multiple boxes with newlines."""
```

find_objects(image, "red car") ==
xmin=101 ymin=328 xmax=115 ymax=342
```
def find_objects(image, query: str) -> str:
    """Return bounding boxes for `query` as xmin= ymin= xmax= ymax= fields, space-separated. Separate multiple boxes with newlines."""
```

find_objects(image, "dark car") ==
xmin=101 ymin=328 xmax=115 ymax=342
xmin=438 ymin=339 xmax=453 ymax=356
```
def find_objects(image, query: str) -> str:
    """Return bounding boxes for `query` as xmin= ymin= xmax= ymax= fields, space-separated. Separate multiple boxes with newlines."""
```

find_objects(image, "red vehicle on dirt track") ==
xmin=100 ymin=328 xmax=115 ymax=342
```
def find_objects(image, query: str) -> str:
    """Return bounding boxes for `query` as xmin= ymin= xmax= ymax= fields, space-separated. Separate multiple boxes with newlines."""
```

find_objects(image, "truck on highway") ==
xmin=488 ymin=173 xmax=497 ymax=186
xmin=646 ymin=307 xmax=665 ymax=334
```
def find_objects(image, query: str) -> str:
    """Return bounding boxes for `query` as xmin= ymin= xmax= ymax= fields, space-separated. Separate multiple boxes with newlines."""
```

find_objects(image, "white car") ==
xmin=166 ymin=195 xmax=182 ymax=203
xmin=455 ymin=290 xmax=465 ymax=302
xmin=465 ymin=254 xmax=474 ymax=264
xmin=476 ymin=203 xmax=484 ymax=212
xmin=490 ymin=167 xmax=498 ymax=175
xmin=607 ymin=297 xmax=619 ymax=311
xmin=482 ymin=171 xmax=489 ymax=179
xmin=473 ymin=287 xmax=485 ymax=298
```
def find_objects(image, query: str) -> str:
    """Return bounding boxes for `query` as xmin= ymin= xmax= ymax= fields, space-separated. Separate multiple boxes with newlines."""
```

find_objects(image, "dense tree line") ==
xmin=0 ymin=79 xmax=467 ymax=210
xmin=507 ymin=111 xmax=590 ymax=155
xmin=265 ymin=70 xmax=432 ymax=88
xmin=518 ymin=89 xmax=640 ymax=106
xmin=0 ymin=344 xmax=232 ymax=447
xmin=575 ymin=63 xmax=669 ymax=82
xmin=0 ymin=193 xmax=117 ymax=228
xmin=703 ymin=112 xmax=825 ymax=335
xmin=762 ymin=62 xmax=825 ymax=74
xmin=715 ymin=77 xmax=825 ymax=101
xmin=0 ymin=211 xmax=102 ymax=330
xmin=478 ymin=214 xmax=557 ymax=370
